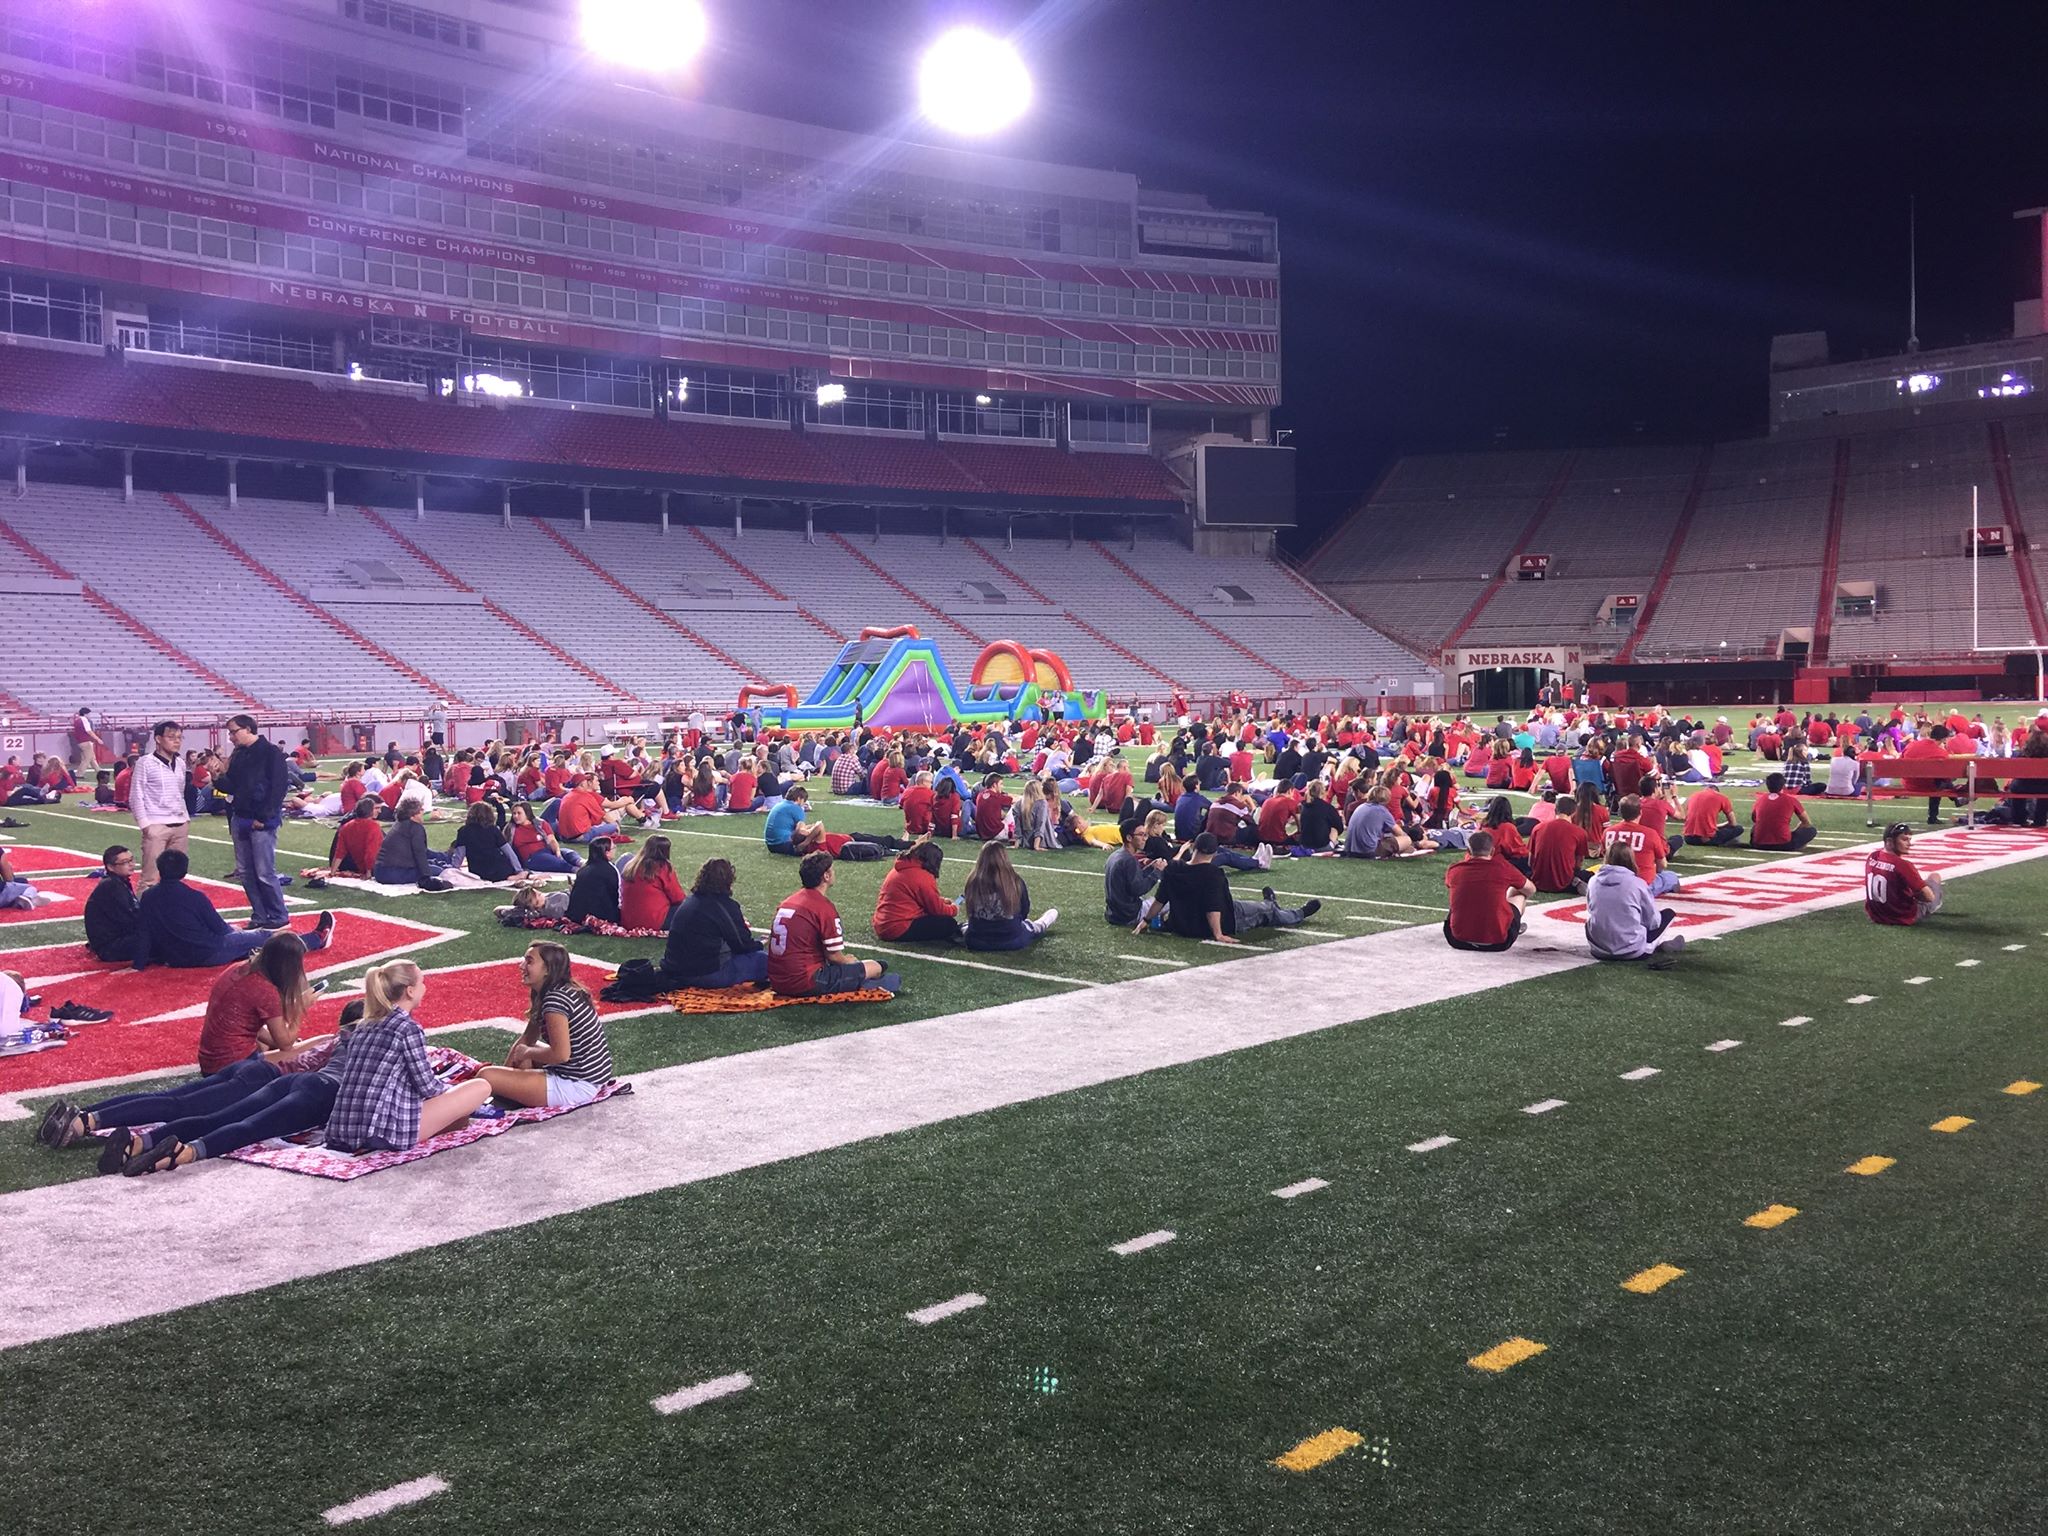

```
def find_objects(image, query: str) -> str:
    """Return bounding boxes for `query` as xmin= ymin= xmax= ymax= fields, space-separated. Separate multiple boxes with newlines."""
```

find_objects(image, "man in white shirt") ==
xmin=361 ymin=759 xmax=390 ymax=795
xmin=130 ymin=720 xmax=190 ymax=892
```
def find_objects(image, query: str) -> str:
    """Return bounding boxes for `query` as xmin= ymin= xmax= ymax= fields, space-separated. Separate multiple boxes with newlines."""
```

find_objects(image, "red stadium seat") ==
xmin=519 ymin=408 xmax=720 ymax=476
xmin=343 ymin=392 xmax=563 ymax=463
xmin=0 ymin=347 xmax=193 ymax=430
xmin=145 ymin=368 xmax=391 ymax=452
xmin=810 ymin=432 xmax=984 ymax=494
xmin=941 ymin=440 xmax=1113 ymax=500
xmin=1076 ymin=452 xmax=1188 ymax=503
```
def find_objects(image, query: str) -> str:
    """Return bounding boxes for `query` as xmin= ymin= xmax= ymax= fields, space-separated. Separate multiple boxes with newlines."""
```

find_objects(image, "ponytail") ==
xmin=362 ymin=959 xmax=422 ymax=1018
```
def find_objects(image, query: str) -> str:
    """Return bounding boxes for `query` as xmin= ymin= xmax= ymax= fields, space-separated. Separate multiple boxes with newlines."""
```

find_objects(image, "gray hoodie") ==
xmin=1584 ymin=864 xmax=1660 ymax=959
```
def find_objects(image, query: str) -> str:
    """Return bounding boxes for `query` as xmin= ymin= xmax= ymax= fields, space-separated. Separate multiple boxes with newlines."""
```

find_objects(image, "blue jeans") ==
xmin=665 ymin=951 xmax=769 ymax=989
xmin=0 ymin=879 xmax=32 ymax=909
xmin=519 ymin=848 xmax=582 ymax=873
xmin=155 ymin=1073 xmax=340 ymax=1161
xmin=231 ymin=817 xmax=288 ymax=927
xmin=574 ymin=821 xmax=620 ymax=844
xmin=89 ymin=1053 xmax=278 ymax=1128
xmin=1214 ymin=849 xmax=1261 ymax=872
xmin=1650 ymin=869 xmax=1681 ymax=897
xmin=200 ymin=928 xmax=274 ymax=966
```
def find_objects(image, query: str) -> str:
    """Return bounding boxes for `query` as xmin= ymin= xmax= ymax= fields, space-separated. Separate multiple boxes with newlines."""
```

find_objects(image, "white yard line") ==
xmin=322 ymin=1476 xmax=449 ymax=1526
xmin=1778 ymin=1015 xmax=1813 ymax=1027
xmin=1110 ymin=1229 xmax=1177 ymax=1256
xmin=1272 ymin=1177 xmax=1328 ymax=1199
xmin=1406 ymin=1134 xmax=1458 ymax=1153
xmin=1620 ymin=1066 xmax=1662 ymax=1081
xmin=1116 ymin=952 xmax=1190 ymax=967
xmin=907 ymin=1292 xmax=987 ymax=1326
xmin=1521 ymin=1099 xmax=1567 ymax=1115
xmin=1705 ymin=1039 xmax=1743 ymax=1053
xmin=652 ymin=1371 xmax=753 ymax=1416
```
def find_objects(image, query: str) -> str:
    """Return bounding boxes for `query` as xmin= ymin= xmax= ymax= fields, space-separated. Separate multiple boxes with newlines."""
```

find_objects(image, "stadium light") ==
xmin=917 ymin=27 xmax=1032 ymax=135
xmin=580 ymin=0 xmax=709 ymax=71
xmin=816 ymin=382 xmax=847 ymax=406
xmin=975 ymin=393 xmax=993 ymax=405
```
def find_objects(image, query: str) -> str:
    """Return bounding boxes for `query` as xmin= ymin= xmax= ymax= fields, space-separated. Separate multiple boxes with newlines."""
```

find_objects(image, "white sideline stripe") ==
xmin=1203 ymin=938 xmax=1269 ymax=950
xmin=2004 ymin=943 xmax=2028 ymax=951
xmin=652 ymin=1371 xmax=753 ymax=1415
xmin=1521 ymin=1098 xmax=1567 ymax=1115
xmin=1956 ymin=958 xmax=1982 ymax=968
xmin=1407 ymin=1134 xmax=1458 ymax=1153
xmin=1272 ymin=1177 xmax=1328 ymax=1199
xmin=322 ymin=1475 xmax=449 ymax=1526
xmin=1904 ymin=976 xmax=1932 ymax=985
xmin=1116 ymin=952 xmax=1190 ymax=967
xmin=9 ymin=829 xmax=2046 ymax=1353
xmin=1779 ymin=1015 xmax=1813 ymax=1027
xmin=1847 ymin=994 xmax=1876 ymax=1004
xmin=1341 ymin=914 xmax=1411 ymax=924
xmin=1706 ymin=1039 xmax=1742 ymax=1053
xmin=907 ymin=1292 xmax=986 ymax=1326
xmin=1620 ymin=1066 xmax=1661 ymax=1081
xmin=1110 ymin=1229 xmax=1177 ymax=1256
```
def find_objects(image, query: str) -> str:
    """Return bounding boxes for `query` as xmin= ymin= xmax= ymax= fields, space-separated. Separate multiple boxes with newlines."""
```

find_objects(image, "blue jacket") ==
xmin=224 ymin=737 xmax=289 ymax=825
xmin=132 ymin=877 xmax=234 ymax=970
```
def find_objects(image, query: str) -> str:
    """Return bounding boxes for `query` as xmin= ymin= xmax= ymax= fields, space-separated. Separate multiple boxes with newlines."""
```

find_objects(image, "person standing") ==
xmin=69 ymin=705 xmax=103 ymax=773
xmin=426 ymin=700 xmax=450 ymax=750
xmin=130 ymin=720 xmax=190 ymax=892
xmin=221 ymin=715 xmax=289 ymax=930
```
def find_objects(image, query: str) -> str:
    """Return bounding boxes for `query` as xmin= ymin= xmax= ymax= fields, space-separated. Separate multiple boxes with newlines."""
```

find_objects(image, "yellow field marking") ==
xmin=2003 ymin=1080 xmax=2042 ymax=1096
xmin=1929 ymin=1116 xmax=1975 ymax=1134
xmin=1468 ymin=1337 xmax=1547 ymax=1373
xmin=1620 ymin=1263 xmax=1686 ymax=1295
xmin=1744 ymin=1204 xmax=1800 ymax=1229
xmin=1272 ymin=1427 xmax=1363 ymax=1473
xmin=1845 ymin=1155 xmax=1896 ymax=1176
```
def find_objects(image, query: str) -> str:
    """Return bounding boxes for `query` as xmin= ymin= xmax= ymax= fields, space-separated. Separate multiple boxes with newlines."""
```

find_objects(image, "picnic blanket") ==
xmin=311 ymin=870 xmax=563 ymax=898
xmin=506 ymin=914 xmax=667 ymax=939
xmin=661 ymin=984 xmax=896 ymax=1014
xmin=222 ymin=1047 xmax=632 ymax=1180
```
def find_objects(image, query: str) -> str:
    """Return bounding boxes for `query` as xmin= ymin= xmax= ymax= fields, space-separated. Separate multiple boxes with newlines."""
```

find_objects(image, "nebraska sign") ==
xmin=1448 ymin=646 xmax=1585 ymax=676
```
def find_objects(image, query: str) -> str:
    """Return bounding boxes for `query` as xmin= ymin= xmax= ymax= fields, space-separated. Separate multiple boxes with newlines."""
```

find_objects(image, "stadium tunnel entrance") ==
xmin=1448 ymin=646 xmax=1585 ymax=714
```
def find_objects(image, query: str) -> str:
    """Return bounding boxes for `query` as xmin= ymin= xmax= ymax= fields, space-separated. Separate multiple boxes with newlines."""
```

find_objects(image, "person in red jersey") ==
xmin=899 ymin=771 xmax=936 ymax=836
xmin=1749 ymin=772 xmax=1817 ymax=850
xmin=767 ymin=851 xmax=900 ymax=997
xmin=725 ymin=759 xmax=759 ymax=814
xmin=1603 ymin=794 xmax=1678 ymax=895
xmin=1543 ymin=749 xmax=1574 ymax=794
xmin=1529 ymin=796 xmax=1593 ymax=893
xmin=1864 ymin=823 xmax=1943 ymax=925
xmin=1681 ymin=782 xmax=1742 ymax=847
xmin=1442 ymin=830 xmax=1534 ymax=952
xmin=1899 ymin=720 xmax=1960 ymax=825
xmin=1256 ymin=782 xmax=1301 ymax=845
xmin=1607 ymin=735 xmax=1654 ymax=799
xmin=972 ymin=775 xmax=1014 ymax=840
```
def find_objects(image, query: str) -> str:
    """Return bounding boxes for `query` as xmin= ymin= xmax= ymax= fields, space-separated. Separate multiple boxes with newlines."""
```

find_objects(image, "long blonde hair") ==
xmin=362 ymin=958 xmax=423 ymax=1018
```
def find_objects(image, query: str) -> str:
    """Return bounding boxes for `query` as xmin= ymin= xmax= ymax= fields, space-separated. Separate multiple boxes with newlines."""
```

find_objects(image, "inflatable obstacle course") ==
xmin=744 ymin=626 xmax=1105 ymax=731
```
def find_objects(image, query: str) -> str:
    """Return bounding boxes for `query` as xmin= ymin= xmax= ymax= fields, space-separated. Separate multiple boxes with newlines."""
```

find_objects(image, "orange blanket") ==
xmin=660 ymin=985 xmax=895 ymax=1014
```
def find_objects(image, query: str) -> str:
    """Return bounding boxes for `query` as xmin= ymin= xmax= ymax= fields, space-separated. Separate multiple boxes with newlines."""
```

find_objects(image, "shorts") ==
xmin=545 ymin=1072 xmax=604 ymax=1109
xmin=811 ymin=961 xmax=869 ymax=996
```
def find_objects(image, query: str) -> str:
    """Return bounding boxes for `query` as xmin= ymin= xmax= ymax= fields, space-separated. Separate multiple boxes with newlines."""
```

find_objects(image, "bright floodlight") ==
xmin=581 ymin=0 xmax=708 ymax=71
xmin=816 ymin=382 xmax=847 ymax=406
xmin=918 ymin=28 xmax=1031 ymax=135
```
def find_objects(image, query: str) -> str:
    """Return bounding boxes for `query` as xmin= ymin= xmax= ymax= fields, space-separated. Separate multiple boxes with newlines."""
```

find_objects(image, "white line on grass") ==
xmin=1522 ymin=1099 xmax=1567 ymax=1115
xmin=1620 ymin=1066 xmax=1661 ymax=1081
xmin=907 ymin=1292 xmax=986 ymax=1326
xmin=1111 ymin=1230 xmax=1177 ymax=1256
xmin=1847 ymin=994 xmax=1876 ymax=1004
xmin=1115 ymin=952 xmax=1190 ymax=967
xmin=1779 ymin=1016 xmax=1813 ymax=1027
xmin=1956 ymin=959 xmax=1981 ymax=968
xmin=1904 ymin=976 xmax=1932 ymax=985
xmin=1202 ymin=938 xmax=1270 ymax=950
xmin=322 ymin=1476 xmax=449 ymax=1526
xmin=1706 ymin=1039 xmax=1742 ymax=1052
xmin=1340 ymin=914 xmax=1412 ymax=924
xmin=1407 ymin=1134 xmax=1458 ymax=1153
xmin=1272 ymin=1177 xmax=1329 ymax=1199
xmin=652 ymin=1372 xmax=753 ymax=1416
xmin=2004 ymin=943 xmax=2028 ymax=951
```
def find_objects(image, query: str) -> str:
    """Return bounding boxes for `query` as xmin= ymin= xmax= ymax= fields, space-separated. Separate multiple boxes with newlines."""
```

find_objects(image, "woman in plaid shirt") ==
xmin=326 ymin=961 xmax=492 ymax=1153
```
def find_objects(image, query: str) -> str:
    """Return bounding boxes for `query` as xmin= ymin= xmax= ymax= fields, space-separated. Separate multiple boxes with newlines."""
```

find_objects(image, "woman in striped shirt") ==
xmin=477 ymin=941 xmax=616 ymax=1109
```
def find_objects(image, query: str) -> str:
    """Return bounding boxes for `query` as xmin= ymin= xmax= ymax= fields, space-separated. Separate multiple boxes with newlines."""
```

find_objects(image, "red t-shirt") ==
xmin=1602 ymin=819 xmax=1667 ymax=883
xmin=196 ymin=968 xmax=284 ymax=1075
xmin=1092 ymin=769 xmax=1133 ymax=813
xmin=1256 ymin=792 xmax=1300 ymax=844
xmin=973 ymin=790 xmax=1013 ymax=839
xmin=768 ymin=886 xmax=843 ymax=995
xmin=557 ymin=787 xmax=603 ymax=840
xmin=1579 ymin=804 xmax=1610 ymax=842
xmin=726 ymin=771 xmax=757 ymax=813
xmin=1683 ymin=788 xmax=1732 ymax=840
xmin=620 ymin=864 xmax=685 ymax=930
xmin=332 ymin=817 xmax=383 ymax=875
xmin=900 ymin=783 xmax=934 ymax=834
xmin=544 ymin=766 xmax=572 ymax=797
xmin=1544 ymin=754 xmax=1573 ymax=793
xmin=1489 ymin=820 xmax=1528 ymax=861
xmin=339 ymin=778 xmax=365 ymax=814
xmin=1528 ymin=819 xmax=1589 ymax=891
xmin=1637 ymin=799 xmax=1673 ymax=840
xmin=1751 ymin=791 xmax=1800 ymax=846
xmin=868 ymin=761 xmax=905 ymax=801
xmin=1806 ymin=720 xmax=1832 ymax=746
xmin=1608 ymin=749 xmax=1652 ymax=796
xmin=932 ymin=790 xmax=962 ymax=837
xmin=510 ymin=821 xmax=549 ymax=861
xmin=1444 ymin=856 xmax=1524 ymax=945
xmin=1864 ymin=848 xmax=1929 ymax=925
xmin=1229 ymin=750 xmax=1254 ymax=780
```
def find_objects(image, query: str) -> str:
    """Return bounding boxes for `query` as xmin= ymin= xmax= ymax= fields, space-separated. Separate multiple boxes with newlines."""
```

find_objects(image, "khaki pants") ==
xmin=138 ymin=821 xmax=190 ymax=890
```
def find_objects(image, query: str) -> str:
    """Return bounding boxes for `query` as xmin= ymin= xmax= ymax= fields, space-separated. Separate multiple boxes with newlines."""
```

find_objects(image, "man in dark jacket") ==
xmin=83 ymin=845 xmax=141 ymax=962
xmin=133 ymin=850 xmax=333 ymax=970
xmin=220 ymin=715 xmax=290 ymax=929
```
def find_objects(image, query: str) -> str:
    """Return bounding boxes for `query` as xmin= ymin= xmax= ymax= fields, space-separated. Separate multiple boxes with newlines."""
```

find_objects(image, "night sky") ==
xmin=615 ymin=0 xmax=2048 ymax=541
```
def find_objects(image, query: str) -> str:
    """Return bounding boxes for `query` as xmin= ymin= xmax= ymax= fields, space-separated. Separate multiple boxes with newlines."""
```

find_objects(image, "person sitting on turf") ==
xmin=373 ymin=799 xmax=455 ymax=890
xmin=1584 ymin=842 xmax=1685 ymax=967
xmin=1681 ymin=780 xmax=1742 ymax=847
xmin=508 ymin=801 xmax=581 ymax=874
xmin=310 ymin=797 xmax=385 ymax=879
xmin=0 ymin=846 xmax=39 ymax=909
xmin=931 ymin=774 xmax=965 ymax=839
xmin=555 ymin=775 xmax=628 ymax=845
xmin=617 ymin=834 xmax=686 ymax=930
xmin=1749 ymin=772 xmax=1817 ymax=851
xmin=1528 ymin=795 xmax=1593 ymax=893
xmin=960 ymin=842 xmax=1058 ymax=952
xmin=1478 ymin=796 xmax=1531 ymax=877
xmin=83 ymin=844 xmax=141 ymax=962
xmin=1104 ymin=822 xmax=1166 ymax=926
xmin=325 ymin=960 xmax=494 ymax=1151
xmin=1293 ymin=779 xmax=1344 ymax=852
xmin=447 ymin=800 xmax=520 ymax=882
xmin=1011 ymin=778 xmax=1059 ymax=851
xmin=900 ymin=770 xmax=936 ymax=837
xmin=1442 ymin=829 xmax=1534 ymax=952
xmin=767 ymin=851 xmax=902 ymax=998
xmin=1133 ymin=833 xmax=1320 ymax=944
xmin=194 ymin=931 xmax=318 ymax=1075
xmin=972 ymin=774 xmax=1014 ymax=841
xmin=1823 ymin=744 xmax=1863 ymax=798
xmin=1603 ymin=795 xmax=1679 ymax=897
xmin=1864 ymin=822 xmax=1944 ymax=925
xmin=133 ymin=850 xmax=334 ymax=971
xmin=566 ymin=836 xmax=623 ymax=926
xmin=475 ymin=942 xmax=617 ymax=1109
xmin=1343 ymin=785 xmax=1432 ymax=858
xmin=658 ymin=858 xmax=770 ymax=988
xmin=874 ymin=839 xmax=963 ymax=943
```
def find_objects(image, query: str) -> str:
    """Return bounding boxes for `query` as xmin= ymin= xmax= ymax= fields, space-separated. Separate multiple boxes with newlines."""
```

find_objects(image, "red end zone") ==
xmin=0 ymin=908 xmax=461 ymax=1095
xmin=0 ymin=873 xmax=254 ymax=928
xmin=0 ymin=844 xmax=110 ymax=874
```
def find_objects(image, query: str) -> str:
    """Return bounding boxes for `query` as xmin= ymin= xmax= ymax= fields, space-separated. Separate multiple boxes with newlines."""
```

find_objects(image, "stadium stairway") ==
xmin=1440 ymin=454 xmax=1579 ymax=651
xmin=1807 ymin=440 xmax=1852 ymax=664
xmin=1615 ymin=448 xmax=1713 ymax=663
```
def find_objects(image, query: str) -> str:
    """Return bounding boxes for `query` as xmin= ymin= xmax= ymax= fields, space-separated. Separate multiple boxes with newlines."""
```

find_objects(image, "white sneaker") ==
xmin=1255 ymin=843 xmax=1274 ymax=870
xmin=1035 ymin=907 xmax=1059 ymax=931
